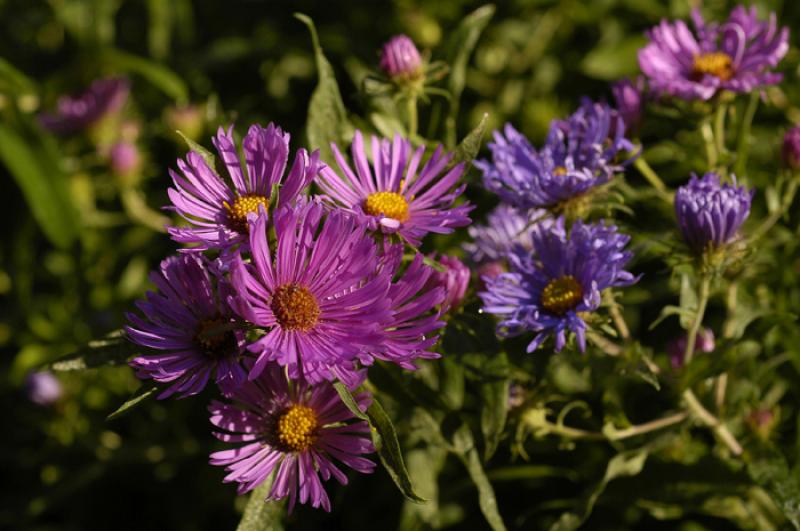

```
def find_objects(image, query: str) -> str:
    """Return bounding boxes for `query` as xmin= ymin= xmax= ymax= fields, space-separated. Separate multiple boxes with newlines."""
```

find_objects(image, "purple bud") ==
xmin=508 ymin=382 xmax=525 ymax=409
xmin=782 ymin=126 xmax=800 ymax=169
xmin=747 ymin=408 xmax=777 ymax=439
xmin=426 ymin=253 xmax=470 ymax=314
xmin=611 ymin=77 xmax=644 ymax=134
xmin=379 ymin=35 xmax=423 ymax=80
xmin=25 ymin=371 xmax=63 ymax=407
xmin=668 ymin=328 xmax=715 ymax=369
xmin=109 ymin=141 xmax=141 ymax=177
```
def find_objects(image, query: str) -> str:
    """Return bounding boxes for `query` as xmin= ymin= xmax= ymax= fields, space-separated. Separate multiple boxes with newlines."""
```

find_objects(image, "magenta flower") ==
xmin=379 ymin=35 xmax=423 ymax=80
xmin=782 ymin=126 xmax=800 ymax=169
xmin=109 ymin=141 xmax=141 ymax=177
xmin=318 ymin=131 xmax=473 ymax=246
xmin=167 ymin=123 xmax=320 ymax=252
xmin=426 ymin=253 xmax=470 ymax=314
xmin=126 ymin=255 xmax=247 ymax=399
xmin=39 ymin=77 xmax=129 ymax=135
xmin=209 ymin=363 xmax=375 ymax=512
xmin=638 ymin=7 xmax=789 ymax=101
xmin=230 ymin=202 xmax=393 ymax=386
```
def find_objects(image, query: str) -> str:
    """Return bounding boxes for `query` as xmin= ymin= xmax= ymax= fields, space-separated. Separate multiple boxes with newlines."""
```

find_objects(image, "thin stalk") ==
xmin=406 ymin=95 xmax=418 ymax=139
xmin=604 ymin=291 xmax=630 ymax=341
xmin=749 ymin=176 xmax=800 ymax=241
xmin=734 ymin=92 xmax=759 ymax=177
xmin=713 ymin=103 xmax=728 ymax=161
xmin=700 ymin=118 xmax=718 ymax=170
xmin=683 ymin=274 xmax=710 ymax=365
xmin=526 ymin=411 xmax=688 ymax=442
xmin=633 ymin=156 xmax=672 ymax=202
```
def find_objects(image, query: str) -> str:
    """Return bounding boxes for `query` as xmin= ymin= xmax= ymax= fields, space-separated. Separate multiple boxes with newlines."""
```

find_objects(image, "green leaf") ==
xmin=176 ymin=130 xmax=218 ymax=173
xmin=48 ymin=330 xmax=140 ymax=371
xmin=0 ymin=57 xmax=36 ymax=95
xmin=444 ymin=4 xmax=495 ymax=146
xmin=746 ymin=442 xmax=800 ymax=529
xmin=451 ymin=112 xmax=489 ymax=170
xmin=100 ymin=48 xmax=188 ymax=103
xmin=106 ymin=385 xmax=159 ymax=421
xmin=295 ymin=13 xmax=353 ymax=163
xmin=0 ymin=123 xmax=78 ymax=249
xmin=333 ymin=382 xmax=425 ymax=502
xmin=481 ymin=352 xmax=510 ymax=461
xmin=452 ymin=424 xmax=508 ymax=531
xmin=580 ymin=36 xmax=648 ymax=81
xmin=236 ymin=475 xmax=284 ymax=531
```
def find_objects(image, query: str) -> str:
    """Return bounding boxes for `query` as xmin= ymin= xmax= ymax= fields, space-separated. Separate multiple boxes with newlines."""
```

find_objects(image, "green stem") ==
xmin=713 ymin=103 xmax=727 ymax=162
xmin=633 ymin=156 xmax=672 ymax=202
xmin=734 ymin=92 xmax=759 ymax=177
xmin=406 ymin=95 xmax=418 ymax=139
xmin=236 ymin=475 xmax=284 ymax=531
xmin=700 ymin=118 xmax=718 ymax=170
xmin=603 ymin=290 xmax=630 ymax=341
xmin=683 ymin=274 xmax=710 ymax=366
xmin=526 ymin=411 xmax=687 ymax=442
xmin=749 ymin=175 xmax=800 ymax=242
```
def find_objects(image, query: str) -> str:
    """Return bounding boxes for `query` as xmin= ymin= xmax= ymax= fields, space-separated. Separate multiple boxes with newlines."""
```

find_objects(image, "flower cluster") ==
xmin=125 ymin=121 xmax=471 ymax=510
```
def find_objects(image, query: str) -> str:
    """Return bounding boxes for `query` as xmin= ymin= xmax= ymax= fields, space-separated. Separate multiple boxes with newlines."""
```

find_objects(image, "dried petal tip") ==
xmin=782 ymin=126 xmax=800 ymax=169
xmin=379 ymin=35 xmax=423 ymax=80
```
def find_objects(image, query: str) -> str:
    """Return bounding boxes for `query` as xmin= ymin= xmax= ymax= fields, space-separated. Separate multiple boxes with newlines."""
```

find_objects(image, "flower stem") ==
xmin=713 ymin=103 xmax=728 ymax=162
xmin=734 ymin=92 xmax=759 ymax=177
xmin=526 ymin=410 xmax=687 ymax=442
xmin=604 ymin=290 xmax=630 ymax=341
xmin=633 ymin=156 xmax=672 ymax=202
xmin=406 ymin=95 xmax=418 ymax=139
xmin=749 ymin=175 xmax=800 ymax=242
xmin=700 ymin=118 xmax=718 ymax=170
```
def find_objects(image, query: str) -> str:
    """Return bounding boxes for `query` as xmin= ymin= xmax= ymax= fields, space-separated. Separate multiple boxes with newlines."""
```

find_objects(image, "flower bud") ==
xmin=782 ymin=126 xmax=800 ymax=169
xmin=668 ymin=328 xmax=715 ymax=369
xmin=426 ymin=254 xmax=470 ymax=315
xmin=166 ymin=104 xmax=205 ymax=141
xmin=379 ymin=35 xmax=423 ymax=81
xmin=109 ymin=141 xmax=142 ymax=180
xmin=611 ymin=77 xmax=644 ymax=134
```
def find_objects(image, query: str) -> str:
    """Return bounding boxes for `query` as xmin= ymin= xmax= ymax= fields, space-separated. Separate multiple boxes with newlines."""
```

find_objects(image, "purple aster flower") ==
xmin=317 ymin=131 xmax=473 ymax=246
xmin=782 ymin=126 xmax=800 ymax=169
xmin=39 ymin=77 xmax=129 ymax=135
xmin=477 ymin=100 xmax=633 ymax=210
xmin=109 ymin=141 xmax=141 ymax=178
xmin=611 ymin=77 xmax=645 ymax=134
xmin=209 ymin=363 xmax=375 ymax=512
xmin=230 ymin=202 xmax=393 ymax=386
xmin=167 ymin=123 xmax=320 ymax=252
xmin=463 ymin=204 xmax=538 ymax=267
xmin=126 ymin=254 xmax=247 ymax=399
xmin=379 ymin=35 xmax=423 ymax=80
xmin=638 ymin=7 xmax=789 ymax=101
xmin=24 ymin=371 xmax=63 ymax=407
xmin=675 ymin=172 xmax=753 ymax=253
xmin=480 ymin=218 xmax=637 ymax=353
xmin=426 ymin=253 xmax=470 ymax=314
xmin=668 ymin=327 xmax=715 ymax=370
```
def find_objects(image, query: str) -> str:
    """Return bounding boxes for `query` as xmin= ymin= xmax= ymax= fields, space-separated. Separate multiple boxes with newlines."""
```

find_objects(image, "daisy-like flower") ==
xmin=674 ymin=172 xmax=753 ymax=253
xmin=477 ymin=100 xmax=633 ymax=211
xmin=167 ymin=123 xmax=320 ymax=252
xmin=126 ymin=255 xmax=247 ymax=399
xmin=638 ymin=6 xmax=789 ymax=101
xmin=39 ymin=77 xmax=129 ymax=135
xmin=230 ymin=202 xmax=393 ymax=386
xmin=317 ymin=131 xmax=473 ymax=246
xmin=480 ymin=218 xmax=637 ymax=352
xmin=209 ymin=363 xmax=375 ymax=512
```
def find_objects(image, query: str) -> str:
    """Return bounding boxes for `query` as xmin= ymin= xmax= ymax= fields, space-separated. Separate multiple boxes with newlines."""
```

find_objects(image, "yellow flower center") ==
xmin=195 ymin=317 xmax=237 ymax=358
xmin=224 ymin=194 xmax=269 ymax=233
xmin=364 ymin=191 xmax=410 ymax=223
xmin=553 ymin=166 xmax=568 ymax=176
xmin=270 ymin=284 xmax=320 ymax=331
xmin=540 ymin=275 xmax=584 ymax=315
xmin=691 ymin=52 xmax=734 ymax=82
xmin=276 ymin=404 xmax=318 ymax=452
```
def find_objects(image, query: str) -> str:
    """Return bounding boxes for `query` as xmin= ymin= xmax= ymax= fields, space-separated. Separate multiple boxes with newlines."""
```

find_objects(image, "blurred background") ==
xmin=2 ymin=0 xmax=800 ymax=529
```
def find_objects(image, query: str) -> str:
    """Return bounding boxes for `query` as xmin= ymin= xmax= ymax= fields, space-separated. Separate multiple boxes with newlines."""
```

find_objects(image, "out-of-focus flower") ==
xmin=668 ymin=328 xmax=715 ymax=369
xmin=209 ymin=363 xmax=375 ymax=512
xmin=463 ymin=204 xmax=537 ymax=269
xmin=746 ymin=407 xmax=778 ymax=440
xmin=126 ymin=255 xmax=247 ymax=399
xmin=611 ymin=77 xmax=645 ymax=134
xmin=477 ymin=100 xmax=633 ymax=211
xmin=166 ymin=104 xmax=205 ymax=141
xmin=24 ymin=371 xmax=62 ymax=406
xmin=38 ymin=77 xmax=129 ymax=134
xmin=379 ymin=35 xmax=423 ymax=81
xmin=638 ymin=7 xmax=789 ymax=101
xmin=167 ymin=123 xmax=320 ymax=252
xmin=675 ymin=173 xmax=753 ymax=253
xmin=318 ymin=131 xmax=472 ymax=246
xmin=109 ymin=141 xmax=141 ymax=179
xmin=426 ymin=253 xmax=470 ymax=314
xmin=781 ymin=126 xmax=800 ymax=169
xmin=508 ymin=382 xmax=525 ymax=409
xmin=230 ymin=203 xmax=393 ymax=387
xmin=480 ymin=218 xmax=638 ymax=353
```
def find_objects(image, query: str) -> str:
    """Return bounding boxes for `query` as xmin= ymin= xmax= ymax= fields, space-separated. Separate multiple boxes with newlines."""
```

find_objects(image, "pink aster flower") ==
xmin=167 ymin=123 xmax=320 ymax=252
xmin=317 ymin=131 xmax=473 ymax=246
xmin=38 ymin=77 xmax=129 ymax=135
xmin=126 ymin=255 xmax=247 ymax=399
xmin=209 ymin=363 xmax=375 ymax=512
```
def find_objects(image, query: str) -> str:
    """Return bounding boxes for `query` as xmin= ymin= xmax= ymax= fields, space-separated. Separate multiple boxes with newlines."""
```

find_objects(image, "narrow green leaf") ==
xmin=444 ymin=4 xmax=495 ymax=146
xmin=333 ymin=382 xmax=425 ymax=502
xmin=453 ymin=424 xmax=508 ymax=531
xmin=295 ymin=13 xmax=353 ymax=163
xmin=49 ymin=330 xmax=140 ymax=371
xmin=106 ymin=385 xmax=159 ymax=421
xmin=451 ymin=112 xmax=489 ymax=170
xmin=679 ymin=273 xmax=698 ymax=330
xmin=236 ymin=475 xmax=284 ymax=531
xmin=481 ymin=352 xmax=510 ymax=461
xmin=0 ymin=57 xmax=36 ymax=94
xmin=746 ymin=442 xmax=800 ymax=529
xmin=176 ymin=130 xmax=218 ymax=173
xmin=0 ymin=124 xmax=78 ymax=248
xmin=101 ymin=48 xmax=188 ymax=103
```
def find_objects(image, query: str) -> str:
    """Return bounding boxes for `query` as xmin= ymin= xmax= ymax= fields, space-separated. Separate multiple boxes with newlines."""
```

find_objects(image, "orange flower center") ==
xmin=224 ymin=194 xmax=269 ymax=233
xmin=540 ymin=275 xmax=583 ymax=315
xmin=553 ymin=166 xmax=568 ymax=176
xmin=270 ymin=284 xmax=320 ymax=331
xmin=276 ymin=405 xmax=318 ymax=452
xmin=691 ymin=52 xmax=735 ymax=82
xmin=364 ymin=191 xmax=410 ymax=223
